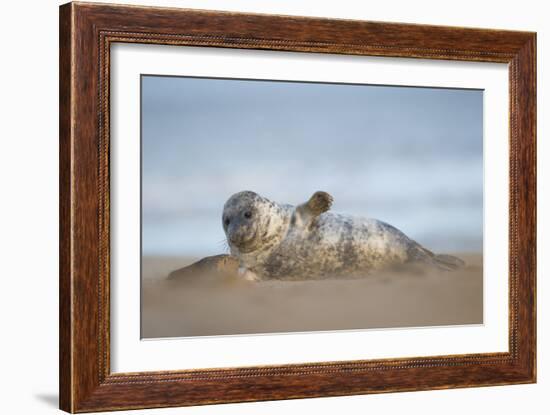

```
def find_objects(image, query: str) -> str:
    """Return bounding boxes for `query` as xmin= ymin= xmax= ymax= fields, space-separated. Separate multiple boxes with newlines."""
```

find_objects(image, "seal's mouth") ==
xmin=229 ymin=230 xmax=259 ymax=253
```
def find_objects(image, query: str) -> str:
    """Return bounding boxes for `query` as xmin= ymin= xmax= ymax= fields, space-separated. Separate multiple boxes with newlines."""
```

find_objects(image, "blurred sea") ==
xmin=141 ymin=76 xmax=483 ymax=256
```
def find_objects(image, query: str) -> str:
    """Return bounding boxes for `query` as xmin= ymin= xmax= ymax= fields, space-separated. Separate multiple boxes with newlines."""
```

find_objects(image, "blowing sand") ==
xmin=141 ymin=254 xmax=482 ymax=338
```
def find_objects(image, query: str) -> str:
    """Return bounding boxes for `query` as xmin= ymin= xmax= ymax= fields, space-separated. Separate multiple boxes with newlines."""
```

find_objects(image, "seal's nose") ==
xmin=229 ymin=224 xmax=253 ymax=247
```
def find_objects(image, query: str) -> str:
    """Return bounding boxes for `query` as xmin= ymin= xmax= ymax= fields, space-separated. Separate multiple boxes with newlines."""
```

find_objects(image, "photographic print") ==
xmin=60 ymin=4 xmax=536 ymax=410
xmin=59 ymin=3 xmax=537 ymax=413
xmin=140 ymin=75 xmax=483 ymax=338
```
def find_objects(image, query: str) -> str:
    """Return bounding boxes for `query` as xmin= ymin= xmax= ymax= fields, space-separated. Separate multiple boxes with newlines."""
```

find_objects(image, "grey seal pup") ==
xmin=222 ymin=190 xmax=464 ymax=281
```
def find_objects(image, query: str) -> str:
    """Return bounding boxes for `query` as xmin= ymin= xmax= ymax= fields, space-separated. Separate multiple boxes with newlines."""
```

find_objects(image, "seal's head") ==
xmin=222 ymin=191 xmax=286 ymax=255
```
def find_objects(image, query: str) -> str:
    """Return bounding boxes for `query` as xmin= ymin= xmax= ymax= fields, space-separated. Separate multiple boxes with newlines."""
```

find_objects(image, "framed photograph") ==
xmin=59 ymin=2 xmax=536 ymax=412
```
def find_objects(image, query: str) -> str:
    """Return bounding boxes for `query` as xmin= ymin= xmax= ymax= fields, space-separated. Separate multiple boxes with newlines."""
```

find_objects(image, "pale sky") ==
xmin=141 ymin=75 xmax=483 ymax=256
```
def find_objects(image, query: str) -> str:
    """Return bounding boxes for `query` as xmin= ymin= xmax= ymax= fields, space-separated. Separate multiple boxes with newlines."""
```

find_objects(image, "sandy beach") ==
xmin=141 ymin=254 xmax=483 ymax=338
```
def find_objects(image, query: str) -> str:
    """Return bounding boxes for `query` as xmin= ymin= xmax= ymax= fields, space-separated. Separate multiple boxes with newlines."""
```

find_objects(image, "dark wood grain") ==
xmin=59 ymin=3 xmax=73 ymax=411
xmin=59 ymin=2 xmax=536 ymax=412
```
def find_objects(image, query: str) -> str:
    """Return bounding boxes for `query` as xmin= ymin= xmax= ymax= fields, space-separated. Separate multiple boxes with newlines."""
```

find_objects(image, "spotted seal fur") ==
xmin=222 ymin=190 xmax=464 ymax=281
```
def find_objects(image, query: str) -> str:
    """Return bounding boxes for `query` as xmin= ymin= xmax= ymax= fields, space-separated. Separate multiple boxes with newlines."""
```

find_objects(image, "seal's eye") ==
xmin=244 ymin=211 xmax=252 ymax=219
xmin=224 ymin=217 xmax=230 ymax=227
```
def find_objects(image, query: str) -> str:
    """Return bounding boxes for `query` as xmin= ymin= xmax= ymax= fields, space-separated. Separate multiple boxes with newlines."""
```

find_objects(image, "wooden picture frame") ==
xmin=59 ymin=2 xmax=536 ymax=412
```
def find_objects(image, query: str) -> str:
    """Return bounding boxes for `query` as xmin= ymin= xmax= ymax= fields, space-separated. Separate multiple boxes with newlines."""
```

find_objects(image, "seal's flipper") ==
xmin=405 ymin=241 xmax=465 ymax=272
xmin=433 ymin=254 xmax=465 ymax=271
xmin=167 ymin=254 xmax=239 ymax=280
xmin=294 ymin=191 xmax=333 ymax=229
xmin=307 ymin=191 xmax=333 ymax=215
